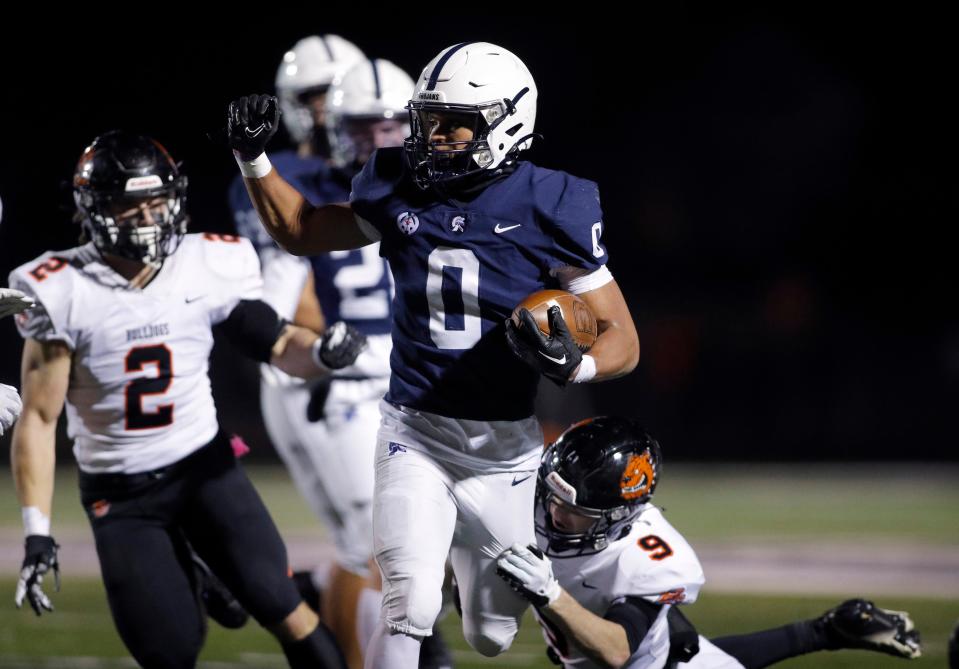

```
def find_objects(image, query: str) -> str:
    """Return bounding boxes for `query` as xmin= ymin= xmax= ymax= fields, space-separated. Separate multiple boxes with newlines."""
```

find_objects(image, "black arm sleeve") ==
xmin=215 ymin=299 xmax=287 ymax=363
xmin=604 ymin=599 xmax=700 ymax=662
xmin=603 ymin=597 xmax=661 ymax=655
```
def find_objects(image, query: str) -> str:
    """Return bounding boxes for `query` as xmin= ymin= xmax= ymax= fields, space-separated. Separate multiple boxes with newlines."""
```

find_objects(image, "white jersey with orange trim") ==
xmin=8 ymin=234 xmax=262 ymax=474
xmin=535 ymin=505 xmax=706 ymax=669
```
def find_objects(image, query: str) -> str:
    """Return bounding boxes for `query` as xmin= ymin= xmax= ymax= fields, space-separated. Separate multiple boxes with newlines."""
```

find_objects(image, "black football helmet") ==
xmin=73 ymin=131 xmax=187 ymax=264
xmin=536 ymin=416 xmax=663 ymax=556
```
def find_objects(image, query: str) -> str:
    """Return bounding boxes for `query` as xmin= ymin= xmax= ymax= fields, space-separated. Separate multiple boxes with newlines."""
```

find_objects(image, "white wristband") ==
xmin=311 ymin=337 xmax=328 ymax=372
xmin=22 ymin=506 xmax=50 ymax=537
xmin=571 ymin=354 xmax=597 ymax=384
xmin=234 ymin=151 xmax=273 ymax=179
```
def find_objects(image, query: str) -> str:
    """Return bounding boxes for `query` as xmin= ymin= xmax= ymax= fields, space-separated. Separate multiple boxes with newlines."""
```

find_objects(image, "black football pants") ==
xmin=80 ymin=433 xmax=302 ymax=669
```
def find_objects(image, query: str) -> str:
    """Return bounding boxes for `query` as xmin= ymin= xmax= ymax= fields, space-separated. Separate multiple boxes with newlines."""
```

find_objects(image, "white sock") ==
xmin=356 ymin=588 xmax=383 ymax=658
xmin=363 ymin=623 xmax=422 ymax=669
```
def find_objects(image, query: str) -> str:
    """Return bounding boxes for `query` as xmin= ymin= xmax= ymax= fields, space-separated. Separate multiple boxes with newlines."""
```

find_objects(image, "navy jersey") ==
xmin=229 ymin=150 xmax=393 ymax=336
xmin=351 ymin=147 xmax=608 ymax=421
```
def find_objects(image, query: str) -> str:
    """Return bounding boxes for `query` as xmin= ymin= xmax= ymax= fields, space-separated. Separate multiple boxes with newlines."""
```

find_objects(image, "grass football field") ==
xmin=0 ymin=464 xmax=956 ymax=668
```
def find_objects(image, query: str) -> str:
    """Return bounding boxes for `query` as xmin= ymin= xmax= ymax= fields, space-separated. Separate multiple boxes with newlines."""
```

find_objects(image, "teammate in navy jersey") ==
xmin=226 ymin=42 xmax=639 ymax=668
xmin=227 ymin=34 xmax=367 ymax=661
xmin=231 ymin=56 xmax=438 ymax=669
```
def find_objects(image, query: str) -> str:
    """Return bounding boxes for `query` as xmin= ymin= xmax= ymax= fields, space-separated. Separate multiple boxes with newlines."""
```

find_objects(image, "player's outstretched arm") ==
xmin=226 ymin=95 xmax=372 ymax=255
xmin=216 ymin=299 xmax=366 ymax=378
xmin=496 ymin=544 xmax=632 ymax=667
xmin=12 ymin=339 xmax=70 ymax=615
xmin=270 ymin=321 xmax=367 ymax=378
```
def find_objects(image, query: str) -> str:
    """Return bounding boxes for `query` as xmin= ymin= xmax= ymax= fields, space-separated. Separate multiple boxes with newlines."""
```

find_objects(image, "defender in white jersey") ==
xmin=8 ymin=131 xmax=365 ymax=669
xmin=496 ymin=417 xmax=923 ymax=668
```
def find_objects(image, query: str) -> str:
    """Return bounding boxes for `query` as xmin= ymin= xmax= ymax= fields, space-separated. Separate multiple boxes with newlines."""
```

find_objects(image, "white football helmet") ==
xmin=326 ymin=59 xmax=415 ymax=168
xmin=405 ymin=42 xmax=538 ymax=188
xmin=275 ymin=35 xmax=365 ymax=144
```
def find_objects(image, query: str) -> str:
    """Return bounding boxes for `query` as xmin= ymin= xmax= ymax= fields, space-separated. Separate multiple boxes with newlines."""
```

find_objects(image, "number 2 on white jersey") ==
xmin=124 ymin=344 xmax=174 ymax=431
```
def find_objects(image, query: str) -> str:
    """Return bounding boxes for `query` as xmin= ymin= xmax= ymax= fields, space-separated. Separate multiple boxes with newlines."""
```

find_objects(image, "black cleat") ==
xmin=817 ymin=598 xmax=921 ymax=659
xmin=419 ymin=626 xmax=454 ymax=669
xmin=193 ymin=555 xmax=249 ymax=629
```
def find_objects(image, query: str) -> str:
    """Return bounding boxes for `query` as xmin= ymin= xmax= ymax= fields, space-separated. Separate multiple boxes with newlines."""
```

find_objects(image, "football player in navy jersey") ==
xmin=226 ymin=42 xmax=639 ymax=668
xmin=227 ymin=35 xmax=366 ymax=661
xmin=233 ymin=57 xmax=444 ymax=669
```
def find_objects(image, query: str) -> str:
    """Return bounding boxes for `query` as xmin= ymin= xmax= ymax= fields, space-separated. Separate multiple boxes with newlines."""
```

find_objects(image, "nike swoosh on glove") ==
xmin=505 ymin=305 xmax=583 ymax=386
xmin=227 ymin=94 xmax=280 ymax=161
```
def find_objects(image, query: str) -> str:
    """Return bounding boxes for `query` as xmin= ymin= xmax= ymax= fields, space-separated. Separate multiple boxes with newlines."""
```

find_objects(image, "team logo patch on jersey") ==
xmin=91 ymin=499 xmax=111 ymax=519
xmin=621 ymin=452 xmax=655 ymax=500
xmin=450 ymin=215 xmax=467 ymax=233
xmin=388 ymin=442 xmax=407 ymax=456
xmin=396 ymin=212 xmax=420 ymax=236
xmin=657 ymin=588 xmax=686 ymax=605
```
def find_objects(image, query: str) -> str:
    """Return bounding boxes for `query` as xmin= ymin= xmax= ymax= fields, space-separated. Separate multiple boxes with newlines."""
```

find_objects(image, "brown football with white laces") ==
xmin=511 ymin=289 xmax=598 ymax=351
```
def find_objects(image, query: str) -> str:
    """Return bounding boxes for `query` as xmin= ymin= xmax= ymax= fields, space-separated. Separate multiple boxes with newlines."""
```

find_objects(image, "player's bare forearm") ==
xmin=579 ymin=279 xmax=640 ymax=380
xmin=242 ymin=171 xmax=370 ymax=254
xmin=12 ymin=340 xmax=71 ymax=515
xmin=270 ymin=325 xmax=324 ymax=378
xmin=542 ymin=589 xmax=632 ymax=668
xmin=12 ymin=413 xmax=57 ymax=515
xmin=293 ymin=271 xmax=326 ymax=333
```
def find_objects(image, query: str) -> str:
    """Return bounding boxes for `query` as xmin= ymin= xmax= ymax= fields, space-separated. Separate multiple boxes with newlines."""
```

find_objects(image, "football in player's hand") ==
xmin=511 ymin=289 xmax=597 ymax=351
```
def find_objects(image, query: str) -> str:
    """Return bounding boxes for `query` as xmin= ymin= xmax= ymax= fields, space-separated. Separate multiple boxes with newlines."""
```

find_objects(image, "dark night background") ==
xmin=0 ymin=11 xmax=955 ymax=461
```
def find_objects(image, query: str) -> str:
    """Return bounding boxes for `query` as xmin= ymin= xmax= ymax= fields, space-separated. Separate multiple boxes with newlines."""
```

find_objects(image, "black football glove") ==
xmin=505 ymin=306 xmax=583 ymax=386
xmin=227 ymin=94 xmax=280 ymax=160
xmin=316 ymin=321 xmax=368 ymax=370
xmin=15 ymin=535 xmax=60 ymax=616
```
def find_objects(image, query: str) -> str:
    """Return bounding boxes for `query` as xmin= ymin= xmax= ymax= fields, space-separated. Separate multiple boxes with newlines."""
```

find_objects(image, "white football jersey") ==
xmin=9 ymin=234 xmax=262 ymax=474
xmin=535 ymin=505 xmax=705 ymax=669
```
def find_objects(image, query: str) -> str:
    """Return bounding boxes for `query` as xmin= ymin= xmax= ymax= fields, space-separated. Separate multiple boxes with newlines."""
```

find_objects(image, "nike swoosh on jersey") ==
xmin=185 ymin=295 xmax=206 ymax=304
xmin=538 ymin=350 xmax=567 ymax=365
xmin=581 ymin=580 xmax=598 ymax=590
xmin=511 ymin=474 xmax=533 ymax=486
xmin=494 ymin=223 xmax=522 ymax=234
